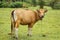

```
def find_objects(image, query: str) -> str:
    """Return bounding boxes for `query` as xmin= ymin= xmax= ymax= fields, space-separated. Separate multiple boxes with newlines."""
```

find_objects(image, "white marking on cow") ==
xmin=15 ymin=28 xmax=18 ymax=38
xmin=14 ymin=11 xmax=17 ymax=21
xmin=28 ymin=28 xmax=32 ymax=35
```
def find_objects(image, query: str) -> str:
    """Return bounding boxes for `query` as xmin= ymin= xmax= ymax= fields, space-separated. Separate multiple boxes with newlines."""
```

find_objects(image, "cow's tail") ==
xmin=11 ymin=10 xmax=16 ymax=28
xmin=11 ymin=10 xmax=15 ymax=22
xmin=10 ymin=10 xmax=15 ymax=34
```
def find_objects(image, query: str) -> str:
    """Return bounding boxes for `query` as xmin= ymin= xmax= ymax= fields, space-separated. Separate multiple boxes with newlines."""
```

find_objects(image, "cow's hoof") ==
xmin=27 ymin=34 xmax=32 ymax=37
xmin=13 ymin=36 xmax=18 ymax=40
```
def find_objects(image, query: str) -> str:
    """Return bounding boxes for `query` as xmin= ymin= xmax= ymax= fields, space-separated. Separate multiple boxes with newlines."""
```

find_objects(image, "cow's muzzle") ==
xmin=40 ymin=16 xmax=44 ymax=20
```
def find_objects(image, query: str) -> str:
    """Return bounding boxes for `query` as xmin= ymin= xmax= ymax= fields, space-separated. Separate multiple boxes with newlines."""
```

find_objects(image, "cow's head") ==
xmin=37 ymin=9 xmax=48 ymax=20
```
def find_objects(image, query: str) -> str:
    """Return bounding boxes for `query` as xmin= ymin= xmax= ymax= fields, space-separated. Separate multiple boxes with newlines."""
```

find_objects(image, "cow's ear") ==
xmin=37 ymin=10 xmax=40 ymax=13
xmin=45 ymin=9 xmax=48 ymax=13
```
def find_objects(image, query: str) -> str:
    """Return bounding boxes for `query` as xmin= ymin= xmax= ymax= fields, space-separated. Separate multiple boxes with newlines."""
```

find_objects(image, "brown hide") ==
xmin=12 ymin=9 xmax=47 ymax=25
xmin=15 ymin=9 xmax=39 ymax=25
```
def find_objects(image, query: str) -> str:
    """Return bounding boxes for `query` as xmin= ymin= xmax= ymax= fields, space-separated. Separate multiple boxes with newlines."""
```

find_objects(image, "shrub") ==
xmin=0 ymin=2 xmax=9 ymax=8
xmin=0 ymin=2 xmax=2 ymax=8
xmin=53 ymin=2 xmax=60 ymax=9
xmin=9 ymin=2 xmax=23 ymax=8
xmin=0 ymin=2 xmax=23 ymax=8
xmin=0 ymin=2 xmax=32 ymax=8
xmin=22 ymin=2 xmax=31 ymax=8
xmin=50 ymin=2 xmax=60 ymax=9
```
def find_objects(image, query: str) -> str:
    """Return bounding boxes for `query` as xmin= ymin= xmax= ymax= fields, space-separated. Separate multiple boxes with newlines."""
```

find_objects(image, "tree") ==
xmin=39 ymin=0 xmax=45 ymax=9
xmin=0 ymin=0 xmax=2 ymax=1
xmin=50 ymin=0 xmax=60 ymax=9
xmin=32 ymin=0 xmax=36 ymax=6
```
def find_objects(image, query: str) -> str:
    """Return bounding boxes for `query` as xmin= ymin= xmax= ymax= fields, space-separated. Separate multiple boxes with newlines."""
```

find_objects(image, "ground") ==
xmin=0 ymin=6 xmax=60 ymax=40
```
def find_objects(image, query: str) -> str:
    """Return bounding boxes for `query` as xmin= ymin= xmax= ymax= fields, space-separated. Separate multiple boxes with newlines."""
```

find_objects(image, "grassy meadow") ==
xmin=0 ymin=7 xmax=60 ymax=40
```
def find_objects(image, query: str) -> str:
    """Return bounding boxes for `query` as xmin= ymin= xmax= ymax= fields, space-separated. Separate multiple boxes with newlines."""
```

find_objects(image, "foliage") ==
xmin=9 ymin=2 xmax=23 ymax=8
xmin=0 ymin=2 xmax=3 ymax=7
xmin=50 ymin=0 xmax=60 ymax=9
xmin=0 ymin=2 xmax=9 ymax=8
xmin=31 ymin=0 xmax=36 ymax=6
xmin=51 ymin=2 xmax=60 ymax=9
xmin=0 ymin=0 xmax=60 ymax=9
xmin=53 ymin=3 xmax=60 ymax=9
xmin=39 ymin=0 xmax=45 ymax=8
xmin=0 ymin=2 xmax=31 ymax=8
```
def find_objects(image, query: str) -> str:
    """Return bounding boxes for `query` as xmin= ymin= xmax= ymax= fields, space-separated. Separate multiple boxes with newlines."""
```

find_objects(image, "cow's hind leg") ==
xmin=8 ymin=21 xmax=14 ymax=35
xmin=11 ymin=22 xmax=14 ymax=35
xmin=13 ymin=20 xmax=20 ymax=39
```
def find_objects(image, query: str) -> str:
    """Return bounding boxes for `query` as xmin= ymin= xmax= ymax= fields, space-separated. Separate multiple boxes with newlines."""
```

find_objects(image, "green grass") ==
xmin=0 ymin=7 xmax=60 ymax=40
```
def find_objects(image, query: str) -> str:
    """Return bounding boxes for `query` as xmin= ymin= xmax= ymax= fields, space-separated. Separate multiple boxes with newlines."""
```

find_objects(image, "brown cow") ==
xmin=9 ymin=8 xmax=47 ymax=39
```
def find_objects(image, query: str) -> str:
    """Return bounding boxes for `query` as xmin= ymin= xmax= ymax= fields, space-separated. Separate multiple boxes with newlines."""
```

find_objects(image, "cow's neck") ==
xmin=34 ymin=10 xmax=40 ymax=22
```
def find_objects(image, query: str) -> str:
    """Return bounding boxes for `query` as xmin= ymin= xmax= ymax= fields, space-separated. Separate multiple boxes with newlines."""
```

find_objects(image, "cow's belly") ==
xmin=20 ymin=18 xmax=32 ymax=25
xmin=20 ymin=21 xmax=31 ymax=25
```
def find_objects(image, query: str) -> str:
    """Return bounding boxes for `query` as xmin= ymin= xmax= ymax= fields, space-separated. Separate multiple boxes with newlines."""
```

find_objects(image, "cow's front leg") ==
xmin=27 ymin=27 xmax=32 ymax=36
xmin=27 ymin=23 xmax=34 ymax=36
